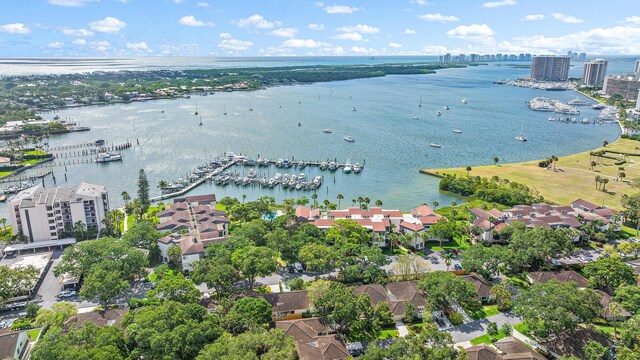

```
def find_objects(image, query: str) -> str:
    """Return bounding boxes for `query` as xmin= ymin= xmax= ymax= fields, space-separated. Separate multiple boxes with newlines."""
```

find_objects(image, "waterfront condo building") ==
xmin=634 ymin=59 xmax=640 ymax=78
xmin=604 ymin=75 xmax=640 ymax=101
xmin=530 ymin=56 xmax=570 ymax=81
xmin=583 ymin=59 xmax=608 ymax=87
xmin=8 ymin=182 xmax=109 ymax=242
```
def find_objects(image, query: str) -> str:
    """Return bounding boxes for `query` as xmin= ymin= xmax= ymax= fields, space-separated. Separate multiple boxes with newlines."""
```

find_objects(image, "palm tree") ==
xmin=357 ymin=196 xmax=364 ymax=208
xmin=242 ymin=194 xmax=247 ymax=204
xmin=336 ymin=194 xmax=344 ymax=209
xmin=595 ymin=175 xmax=601 ymax=190
xmin=602 ymin=178 xmax=609 ymax=192
xmin=432 ymin=201 xmax=439 ymax=210
xmin=590 ymin=161 xmax=597 ymax=170
xmin=0 ymin=217 xmax=6 ymax=230
xmin=608 ymin=301 xmax=623 ymax=339
xmin=311 ymin=193 xmax=318 ymax=208
xmin=158 ymin=180 xmax=168 ymax=189
xmin=323 ymin=199 xmax=331 ymax=210
xmin=364 ymin=197 xmax=371 ymax=209
xmin=442 ymin=253 xmax=454 ymax=271
xmin=121 ymin=191 xmax=130 ymax=206
xmin=465 ymin=166 xmax=471 ymax=176
xmin=351 ymin=199 xmax=357 ymax=207
xmin=375 ymin=199 xmax=383 ymax=207
xmin=551 ymin=155 xmax=558 ymax=170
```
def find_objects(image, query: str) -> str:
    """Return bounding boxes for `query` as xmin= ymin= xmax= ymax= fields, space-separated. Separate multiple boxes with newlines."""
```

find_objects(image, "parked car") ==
xmin=0 ymin=321 xmax=7 ymax=328
xmin=58 ymin=290 xmax=77 ymax=298
xmin=294 ymin=262 xmax=304 ymax=272
xmin=454 ymin=264 xmax=463 ymax=271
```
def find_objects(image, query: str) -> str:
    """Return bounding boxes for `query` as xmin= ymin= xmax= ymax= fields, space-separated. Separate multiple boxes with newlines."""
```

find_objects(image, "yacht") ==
xmin=3 ymin=182 xmax=35 ymax=195
xmin=430 ymin=143 xmax=442 ymax=148
xmin=343 ymin=162 xmax=352 ymax=173
xmin=515 ymin=135 xmax=527 ymax=142
xmin=436 ymin=111 xmax=442 ymax=116
xmin=353 ymin=163 xmax=362 ymax=173
xmin=592 ymin=104 xmax=605 ymax=110
xmin=96 ymin=152 xmax=123 ymax=163
xmin=344 ymin=135 xmax=355 ymax=142
xmin=320 ymin=161 xmax=328 ymax=170
xmin=567 ymin=98 xmax=591 ymax=106
xmin=452 ymin=129 xmax=463 ymax=133
xmin=328 ymin=161 xmax=337 ymax=171
xmin=461 ymin=98 xmax=468 ymax=104
xmin=323 ymin=128 xmax=332 ymax=133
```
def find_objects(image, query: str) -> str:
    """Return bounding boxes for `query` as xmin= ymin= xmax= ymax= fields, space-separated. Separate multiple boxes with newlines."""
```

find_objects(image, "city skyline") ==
xmin=0 ymin=0 xmax=639 ymax=57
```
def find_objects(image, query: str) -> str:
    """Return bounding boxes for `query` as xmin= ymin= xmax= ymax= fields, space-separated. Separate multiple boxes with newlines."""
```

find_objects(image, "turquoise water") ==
xmin=0 ymin=62 xmax=628 ymax=215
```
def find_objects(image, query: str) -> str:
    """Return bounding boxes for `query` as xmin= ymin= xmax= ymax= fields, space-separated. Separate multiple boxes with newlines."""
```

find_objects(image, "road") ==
xmin=449 ymin=312 xmax=523 ymax=343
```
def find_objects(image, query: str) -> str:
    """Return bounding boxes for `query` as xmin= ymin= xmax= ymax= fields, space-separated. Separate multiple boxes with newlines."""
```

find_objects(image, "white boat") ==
xmin=194 ymin=102 xmax=199 ymax=116
xmin=353 ymin=163 xmax=362 ymax=173
xmin=412 ymin=116 xmax=419 ymax=120
xmin=568 ymin=98 xmax=591 ymax=106
xmin=223 ymin=105 xmax=227 ymax=116
xmin=351 ymin=107 xmax=357 ymax=112
xmin=418 ymin=96 xmax=422 ymax=108
xmin=3 ymin=182 xmax=35 ymax=194
xmin=343 ymin=162 xmax=352 ymax=173
xmin=344 ymin=136 xmax=355 ymax=142
xmin=582 ymin=117 xmax=591 ymax=124
xmin=96 ymin=152 xmax=123 ymax=163
xmin=249 ymin=102 xmax=254 ymax=111
xmin=247 ymin=169 xmax=257 ymax=179
xmin=461 ymin=98 xmax=468 ymax=104
xmin=430 ymin=143 xmax=442 ymax=148
xmin=444 ymin=106 xmax=450 ymax=110
xmin=516 ymin=135 xmax=527 ymax=142
xmin=323 ymin=128 xmax=332 ymax=133
xmin=328 ymin=161 xmax=337 ymax=171
xmin=436 ymin=111 xmax=442 ymax=116
xmin=452 ymin=129 xmax=462 ymax=133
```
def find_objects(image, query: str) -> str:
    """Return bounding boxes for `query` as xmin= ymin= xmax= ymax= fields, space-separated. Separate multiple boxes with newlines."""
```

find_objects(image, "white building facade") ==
xmin=8 ymin=182 xmax=109 ymax=242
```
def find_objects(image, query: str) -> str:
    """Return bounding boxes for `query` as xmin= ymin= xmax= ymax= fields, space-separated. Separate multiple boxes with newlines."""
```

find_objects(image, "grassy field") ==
xmin=27 ymin=328 xmax=41 ymax=341
xmin=470 ymin=330 xmax=507 ymax=345
xmin=378 ymin=329 xmax=399 ymax=339
xmin=514 ymin=322 xmax=531 ymax=337
xmin=423 ymin=138 xmax=640 ymax=210
xmin=469 ymin=305 xmax=500 ymax=320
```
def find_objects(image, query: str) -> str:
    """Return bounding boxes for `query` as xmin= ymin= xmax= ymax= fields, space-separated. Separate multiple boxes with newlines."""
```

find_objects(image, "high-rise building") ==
xmin=444 ymin=53 xmax=451 ymax=62
xmin=578 ymin=53 xmax=587 ymax=61
xmin=530 ymin=56 xmax=570 ymax=81
xmin=583 ymin=59 xmax=608 ymax=87
xmin=438 ymin=55 xmax=444 ymax=62
xmin=636 ymin=89 xmax=640 ymax=111
xmin=458 ymin=54 xmax=465 ymax=62
xmin=634 ymin=60 xmax=640 ymax=77
xmin=604 ymin=75 xmax=640 ymax=101
xmin=8 ymin=182 xmax=109 ymax=242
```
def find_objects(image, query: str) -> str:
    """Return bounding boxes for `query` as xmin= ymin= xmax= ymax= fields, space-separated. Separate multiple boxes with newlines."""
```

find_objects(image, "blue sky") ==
xmin=0 ymin=0 xmax=639 ymax=57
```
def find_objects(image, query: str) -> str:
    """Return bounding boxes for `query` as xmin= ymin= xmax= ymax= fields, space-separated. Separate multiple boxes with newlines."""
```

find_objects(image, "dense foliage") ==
xmin=439 ymin=174 xmax=544 ymax=206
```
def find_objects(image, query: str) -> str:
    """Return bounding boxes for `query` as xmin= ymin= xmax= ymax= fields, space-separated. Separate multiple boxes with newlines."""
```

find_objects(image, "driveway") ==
xmin=448 ymin=312 xmax=522 ymax=343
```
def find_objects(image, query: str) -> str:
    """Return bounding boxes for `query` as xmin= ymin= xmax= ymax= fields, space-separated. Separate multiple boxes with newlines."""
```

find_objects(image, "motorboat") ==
xmin=320 ymin=161 xmax=327 ymax=170
xmin=3 ymin=182 xmax=35 ymax=194
xmin=452 ymin=129 xmax=462 ymax=133
xmin=436 ymin=111 xmax=442 ymax=116
xmin=429 ymin=143 xmax=442 ymax=148
xmin=412 ymin=116 xmax=419 ymax=120
xmin=443 ymin=106 xmax=450 ymax=110
xmin=582 ymin=118 xmax=591 ymax=124
xmin=351 ymin=107 xmax=357 ymax=112
xmin=516 ymin=135 xmax=527 ymax=142
xmin=328 ymin=161 xmax=337 ymax=171
xmin=344 ymin=136 xmax=355 ymax=142
xmin=461 ymin=98 xmax=468 ymax=104
xmin=343 ymin=162 xmax=352 ymax=173
xmin=96 ymin=152 xmax=123 ymax=163
xmin=323 ymin=128 xmax=332 ymax=133
xmin=353 ymin=163 xmax=362 ymax=173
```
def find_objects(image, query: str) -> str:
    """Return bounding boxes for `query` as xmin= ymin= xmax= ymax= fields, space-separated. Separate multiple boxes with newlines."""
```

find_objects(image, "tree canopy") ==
xmin=583 ymin=257 xmax=637 ymax=293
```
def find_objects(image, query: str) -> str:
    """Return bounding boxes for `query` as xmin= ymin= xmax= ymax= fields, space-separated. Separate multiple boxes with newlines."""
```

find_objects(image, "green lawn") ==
xmin=26 ymin=149 xmax=47 ymax=156
xmin=424 ymin=237 xmax=469 ymax=252
xmin=435 ymin=199 xmax=509 ymax=220
xmin=0 ymin=170 xmax=14 ymax=178
xmin=589 ymin=323 xmax=624 ymax=339
xmin=470 ymin=330 xmax=506 ymax=345
xmin=469 ymin=306 xmax=500 ymax=320
xmin=378 ymin=329 xmax=399 ymax=339
xmin=22 ymin=159 xmax=41 ymax=165
xmin=620 ymin=225 xmax=638 ymax=239
xmin=508 ymin=276 xmax=530 ymax=289
xmin=514 ymin=322 xmax=532 ymax=338
xmin=27 ymin=329 xmax=41 ymax=341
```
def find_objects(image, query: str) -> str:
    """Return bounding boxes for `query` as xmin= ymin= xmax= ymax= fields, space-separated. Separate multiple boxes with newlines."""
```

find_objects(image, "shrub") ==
xmin=254 ymin=286 xmax=271 ymax=294
xmin=285 ymin=278 xmax=305 ymax=291
xmin=449 ymin=311 xmax=464 ymax=326
xmin=11 ymin=317 xmax=33 ymax=331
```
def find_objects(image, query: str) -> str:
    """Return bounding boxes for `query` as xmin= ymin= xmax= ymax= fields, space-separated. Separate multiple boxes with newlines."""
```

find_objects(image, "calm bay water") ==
xmin=0 ymin=60 xmax=633 ymax=215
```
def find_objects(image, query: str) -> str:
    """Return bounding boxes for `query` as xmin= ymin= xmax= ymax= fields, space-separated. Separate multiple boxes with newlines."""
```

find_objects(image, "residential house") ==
xmin=156 ymin=194 xmax=229 ymax=272
xmin=595 ymin=290 xmax=632 ymax=322
xmin=399 ymin=205 xmax=443 ymax=250
xmin=0 ymin=331 xmax=29 ymax=360
xmin=0 ymin=157 xmax=11 ymax=167
xmin=259 ymin=290 xmax=312 ymax=321
xmin=275 ymin=318 xmax=349 ymax=360
xmin=465 ymin=336 xmax=545 ymax=360
xmin=64 ymin=308 xmax=129 ymax=330
xmin=527 ymin=271 xmax=590 ymax=289
xmin=462 ymin=274 xmax=496 ymax=302
xmin=386 ymin=281 xmax=428 ymax=320
xmin=353 ymin=284 xmax=389 ymax=307
xmin=469 ymin=207 xmax=508 ymax=243
xmin=571 ymin=198 xmax=623 ymax=231
xmin=539 ymin=328 xmax=613 ymax=359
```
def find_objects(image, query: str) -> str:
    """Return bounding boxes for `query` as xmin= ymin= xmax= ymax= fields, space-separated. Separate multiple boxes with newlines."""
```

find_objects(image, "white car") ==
xmin=58 ymin=290 xmax=77 ymax=298
xmin=0 ymin=321 xmax=7 ymax=328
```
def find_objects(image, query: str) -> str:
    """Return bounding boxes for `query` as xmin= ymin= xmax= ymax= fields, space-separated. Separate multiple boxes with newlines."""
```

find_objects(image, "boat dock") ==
xmin=152 ymin=153 xmax=366 ymax=202
xmin=0 ymin=170 xmax=52 ymax=185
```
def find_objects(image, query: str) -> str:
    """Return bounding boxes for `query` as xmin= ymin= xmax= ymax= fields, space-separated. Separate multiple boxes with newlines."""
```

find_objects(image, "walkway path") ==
xmin=395 ymin=321 xmax=409 ymax=337
xmin=119 ymin=208 xmax=129 ymax=233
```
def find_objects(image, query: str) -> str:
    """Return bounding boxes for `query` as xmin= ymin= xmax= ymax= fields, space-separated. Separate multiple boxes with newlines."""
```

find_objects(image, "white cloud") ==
xmin=499 ymin=26 xmax=640 ymax=54
xmin=447 ymin=24 xmax=495 ymax=39
xmin=522 ymin=14 xmax=545 ymax=21
xmin=89 ymin=40 xmax=110 ymax=52
xmin=307 ymin=23 xmax=325 ymax=30
xmin=47 ymin=41 xmax=64 ymax=48
xmin=219 ymin=32 xmax=232 ymax=39
xmin=336 ymin=24 xmax=379 ymax=34
xmin=409 ymin=0 xmax=430 ymax=5
xmin=160 ymin=43 xmax=199 ymax=55
xmin=323 ymin=4 xmax=360 ymax=14
xmin=482 ymin=0 xmax=516 ymax=8
xmin=404 ymin=28 xmax=416 ymax=35
xmin=268 ymin=27 xmax=298 ymax=38
xmin=72 ymin=39 xmax=87 ymax=46
xmin=350 ymin=46 xmax=374 ymax=54
xmin=623 ymin=16 xmax=640 ymax=24
xmin=127 ymin=41 xmax=149 ymax=50
xmin=47 ymin=0 xmax=96 ymax=7
xmin=422 ymin=44 xmax=448 ymax=54
xmin=178 ymin=15 xmax=214 ymax=27
xmin=551 ymin=13 xmax=584 ymax=23
xmin=0 ymin=23 xmax=30 ymax=34
xmin=196 ymin=2 xmax=211 ymax=7
xmin=89 ymin=17 xmax=127 ymax=33
xmin=281 ymin=39 xmax=323 ymax=48
xmin=218 ymin=38 xmax=253 ymax=51
xmin=62 ymin=27 xmax=94 ymax=36
xmin=388 ymin=42 xmax=402 ymax=48
xmin=418 ymin=13 xmax=459 ymax=22
xmin=333 ymin=32 xmax=363 ymax=41
xmin=237 ymin=14 xmax=281 ymax=29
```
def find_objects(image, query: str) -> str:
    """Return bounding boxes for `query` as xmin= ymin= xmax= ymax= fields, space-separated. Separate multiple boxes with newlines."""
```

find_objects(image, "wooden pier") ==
xmin=150 ymin=160 xmax=239 ymax=202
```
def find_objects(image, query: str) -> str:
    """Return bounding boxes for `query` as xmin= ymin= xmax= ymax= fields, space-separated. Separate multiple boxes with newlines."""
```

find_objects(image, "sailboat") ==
xmin=516 ymin=122 xmax=527 ymax=141
xmin=194 ymin=102 xmax=199 ymax=116
xmin=436 ymin=111 xmax=442 ymax=116
xmin=223 ymin=105 xmax=227 ymax=116
xmin=161 ymin=103 xmax=165 ymax=113
xmin=198 ymin=116 xmax=203 ymax=126
xmin=418 ymin=96 xmax=422 ymax=108
xmin=461 ymin=98 xmax=468 ymax=104
xmin=430 ymin=129 xmax=442 ymax=148
xmin=344 ymin=117 xmax=354 ymax=142
xmin=249 ymin=102 xmax=254 ymax=111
